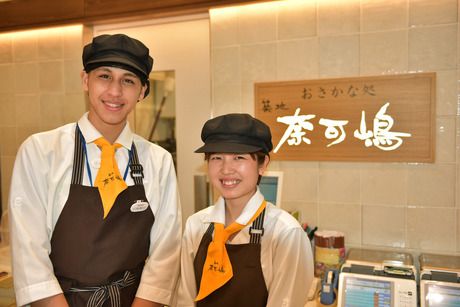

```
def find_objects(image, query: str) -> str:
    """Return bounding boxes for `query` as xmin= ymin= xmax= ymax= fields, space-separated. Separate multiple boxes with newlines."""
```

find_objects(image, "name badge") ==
xmin=130 ymin=200 xmax=149 ymax=212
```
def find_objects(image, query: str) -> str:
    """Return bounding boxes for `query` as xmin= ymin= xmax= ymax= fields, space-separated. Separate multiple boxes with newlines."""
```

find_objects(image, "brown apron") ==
xmin=49 ymin=126 xmax=154 ymax=307
xmin=194 ymin=208 xmax=268 ymax=307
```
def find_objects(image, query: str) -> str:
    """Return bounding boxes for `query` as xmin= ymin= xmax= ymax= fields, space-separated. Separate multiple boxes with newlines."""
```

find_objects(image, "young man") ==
xmin=176 ymin=113 xmax=313 ymax=307
xmin=9 ymin=34 xmax=181 ymax=307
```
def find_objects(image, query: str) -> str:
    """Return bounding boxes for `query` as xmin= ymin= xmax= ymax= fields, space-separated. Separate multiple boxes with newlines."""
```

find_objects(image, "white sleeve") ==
xmin=266 ymin=226 xmax=314 ymax=307
xmin=136 ymin=152 xmax=182 ymax=305
xmin=174 ymin=217 xmax=198 ymax=307
xmin=9 ymin=138 xmax=63 ymax=306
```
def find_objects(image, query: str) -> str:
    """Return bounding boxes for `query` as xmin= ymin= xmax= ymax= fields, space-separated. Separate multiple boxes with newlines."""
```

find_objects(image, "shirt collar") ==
xmin=77 ymin=112 xmax=134 ymax=150
xmin=205 ymin=188 xmax=265 ymax=225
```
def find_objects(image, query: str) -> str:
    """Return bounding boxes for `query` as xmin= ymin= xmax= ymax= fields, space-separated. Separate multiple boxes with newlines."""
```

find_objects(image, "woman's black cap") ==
xmin=195 ymin=113 xmax=273 ymax=154
xmin=82 ymin=34 xmax=154 ymax=97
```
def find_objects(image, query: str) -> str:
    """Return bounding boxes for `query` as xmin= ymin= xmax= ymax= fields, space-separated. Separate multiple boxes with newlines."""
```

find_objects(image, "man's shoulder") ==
xmin=21 ymin=123 xmax=75 ymax=152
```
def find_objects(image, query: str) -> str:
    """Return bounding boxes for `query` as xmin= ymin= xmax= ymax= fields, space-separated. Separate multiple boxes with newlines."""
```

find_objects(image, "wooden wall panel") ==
xmin=0 ymin=0 xmax=261 ymax=32
xmin=0 ymin=0 xmax=84 ymax=31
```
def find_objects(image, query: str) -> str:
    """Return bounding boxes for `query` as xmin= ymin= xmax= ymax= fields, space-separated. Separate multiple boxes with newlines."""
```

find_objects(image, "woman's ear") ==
xmin=258 ymin=155 xmax=270 ymax=176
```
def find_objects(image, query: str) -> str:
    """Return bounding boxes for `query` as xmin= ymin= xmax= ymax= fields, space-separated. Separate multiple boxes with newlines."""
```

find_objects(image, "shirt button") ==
xmin=14 ymin=197 xmax=22 ymax=207
xmin=91 ymin=159 xmax=101 ymax=169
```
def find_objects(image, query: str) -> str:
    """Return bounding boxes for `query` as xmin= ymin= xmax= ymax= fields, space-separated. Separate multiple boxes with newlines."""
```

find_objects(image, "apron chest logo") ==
xmin=130 ymin=200 xmax=149 ymax=212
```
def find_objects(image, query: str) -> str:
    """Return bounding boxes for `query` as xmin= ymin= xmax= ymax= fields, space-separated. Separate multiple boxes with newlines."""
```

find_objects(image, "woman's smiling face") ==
xmin=207 ymin=153 xmax=268 ymax=208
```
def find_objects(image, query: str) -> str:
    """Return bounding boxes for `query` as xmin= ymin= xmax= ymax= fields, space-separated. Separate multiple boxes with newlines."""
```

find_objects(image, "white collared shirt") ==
xmin=175 ymin=189 xmax=313 ymax=307
xmin=9 ymin=113 xmax=182 ymax=306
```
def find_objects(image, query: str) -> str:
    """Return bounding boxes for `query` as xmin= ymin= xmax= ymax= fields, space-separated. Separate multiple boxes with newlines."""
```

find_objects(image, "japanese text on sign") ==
xmin=254 ymin=73 xmax=435 ymax=162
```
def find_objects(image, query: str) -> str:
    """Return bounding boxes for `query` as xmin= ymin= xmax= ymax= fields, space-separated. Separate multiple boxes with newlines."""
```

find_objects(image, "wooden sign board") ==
xmin=255 ymin=73 xmax=436 ymax=162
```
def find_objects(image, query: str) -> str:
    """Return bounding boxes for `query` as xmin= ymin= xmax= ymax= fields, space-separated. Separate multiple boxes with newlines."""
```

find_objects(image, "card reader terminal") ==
xmin=337 ymin=248 xmax=417 ymax=307
xmin=419 ymin=253 xmax=460 ymax=307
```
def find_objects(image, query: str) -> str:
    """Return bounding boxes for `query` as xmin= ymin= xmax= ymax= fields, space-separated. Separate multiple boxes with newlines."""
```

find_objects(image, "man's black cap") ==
xmin=195 ymin=113 xmax=273 ymax=154
xmin=82 ymin=34 xmax=154 ymax=97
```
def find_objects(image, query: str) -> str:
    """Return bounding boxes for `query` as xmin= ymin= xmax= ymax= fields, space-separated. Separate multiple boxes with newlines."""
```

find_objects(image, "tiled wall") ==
xmin=0 ymin=25 xmax=87 ymax=215
xmin=209 ymin=0 xmax=460 ymax=255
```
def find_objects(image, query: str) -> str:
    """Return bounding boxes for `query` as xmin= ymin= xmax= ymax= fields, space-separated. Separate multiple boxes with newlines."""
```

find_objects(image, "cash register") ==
xmin=419 ymin=253 xmax=460 ymax=307
xmin=337 ymin=248 xmax=417 ymax=307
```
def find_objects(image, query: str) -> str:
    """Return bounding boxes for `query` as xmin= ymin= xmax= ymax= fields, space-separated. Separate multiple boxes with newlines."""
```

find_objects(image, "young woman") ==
xmin=176 ymin=113 xmax=314 ymax=307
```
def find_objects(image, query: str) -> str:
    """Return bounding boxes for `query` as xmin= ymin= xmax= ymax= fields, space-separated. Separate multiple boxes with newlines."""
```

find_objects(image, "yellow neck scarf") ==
xmin=196 ymin=200 xmax=266 ymax=301
xmin=94 ymin=137 xmax=127 ymax=218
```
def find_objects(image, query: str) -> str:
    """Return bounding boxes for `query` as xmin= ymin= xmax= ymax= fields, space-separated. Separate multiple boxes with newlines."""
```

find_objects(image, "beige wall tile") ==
xmin=319 ymin=35 xmax=359 ymax=78
xmin=436 ymin=70 xmax=458 ymax=116
xmin=360 ymin=30 xmax=408 ymax=75
xmin=0 ymin=127 xmax=17 ymax=156
xmin=240 ymin=43 xmax=276 ymax=109
xmin=1 ymin=155 xmax=15 ymax=213
xmin=40 ymin=93 xmax=65 ymax=129
xmin=64 ymin=59 xmax=83 ymax=94
xmin=318 ymin=0 xmax=360 ymax=36
xmin=318 ymin=162 xmax=361 ymax=203
xmin=210 ymin=7 xmax=239 ymax=48
xmin=362 ymin=205 xmax=406 ymax=248
xmin=0 ymin=36 xmax=13 ymax=64
xmin=39 ymin=61 xmax=64 ymax=93
xmin=436 ymin=116 xmax=456 ymax=163
xmin=407 ymin=207 xmax=456 ymax=252
xmin=241 ymin=43 xmax=277 ymax=82
xmin=361 ymin=163 xmax=407 ymax=206
xmin=278 ymin=1 xmax=316 ymax=39
xmin=61 ymin=92 xmax=87 ymax=124
xmin=38 ymin=31 xmax=63 ymax=61
xmin=409 ymin=0 xmax=457 ymax=26
xmin=0 ymin=95 xmax=15 ymax=127
xmin=15 ymin=94 xmax=40 ymax=127
xmin=241 ymin=81 xmax=256 ymax=114
xmin=408 ymin=163 xmax=456 ymax=207
xmin=238 ymin=3 xmax=277 ymax=44
xmin=361 ymin=0 xmax=408 ymax=32
xmin=282 ymin=200 xmax=318 ymax=227
xmin=63 ymin=27 xmax=83 ymax=59
xmin=0 ymin=64 xmax=14 ymax=94
xmin=457 ymin=208 xmax=460 ymax=252
xmin=212 ymin=47 xmax=241 ymax=88
xmin=318 ymin=202 xmax=361 ymax=245
xmin=212 ymin=84 xmax=243 ymax=116
xmin=14 ymin=62 xmax=39 ymax=94
xmin=279 ymin=161 xmax=319 ymax=203
xmin=277 ymin=38 xmax=319 ymax=80
xmin=13 ymin=34 xmax=38 ymax=62
xmin=409 ymin=25 xmax=457 ymax=71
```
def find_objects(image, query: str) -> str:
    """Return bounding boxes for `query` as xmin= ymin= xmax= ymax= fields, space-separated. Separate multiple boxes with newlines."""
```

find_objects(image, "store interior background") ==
xmin=0 ymin=0 xmax=459 ymax=258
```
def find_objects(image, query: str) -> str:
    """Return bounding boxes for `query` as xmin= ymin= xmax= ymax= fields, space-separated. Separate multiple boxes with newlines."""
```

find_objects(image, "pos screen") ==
xmin=424 ymin=283 xmax=460 ymax=307
xmin=343 ymin=276 xmax=392 ymax=307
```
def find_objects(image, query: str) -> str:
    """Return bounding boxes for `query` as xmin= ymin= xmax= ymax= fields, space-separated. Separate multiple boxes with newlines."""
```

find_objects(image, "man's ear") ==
xmin=81 ymin=70 xmax=89 ymax=91
xmin=138 ymin=83 xmax=147 ymax=102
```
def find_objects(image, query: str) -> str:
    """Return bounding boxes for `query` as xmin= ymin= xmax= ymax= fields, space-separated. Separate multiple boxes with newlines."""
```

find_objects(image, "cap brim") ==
xmin=86 ymin=56 xmax=147 ymax=78
xmin=194 ymin=142 xmax=262 ymax=153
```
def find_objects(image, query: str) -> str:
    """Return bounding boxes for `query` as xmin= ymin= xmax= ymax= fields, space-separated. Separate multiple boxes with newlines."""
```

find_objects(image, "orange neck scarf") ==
xmin=94 ymin=137 xmax=127 ymax=218
xmin=195 ymin=200 xmax=266 ymax=301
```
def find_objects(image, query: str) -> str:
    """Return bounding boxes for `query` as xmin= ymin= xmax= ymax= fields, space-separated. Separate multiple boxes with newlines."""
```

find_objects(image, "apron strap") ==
xmin=68 ymin=271 xmax=137 ymax=307
xmin=71 ymin=125 xmax=85 ymax=185
xmin=129 ymin=143 xmax=144 ymax=186
xmin=249 ymin=208 xmax=265 ymax=244
xmin=204 ymin=208 xmax=266 ymax=244
xmin=72 ymin=125 xmax=144 ymax=186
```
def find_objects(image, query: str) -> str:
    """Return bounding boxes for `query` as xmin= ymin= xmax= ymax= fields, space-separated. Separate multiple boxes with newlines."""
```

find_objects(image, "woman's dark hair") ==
xmin=204 ymin=151 xmax=270 ymax=184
